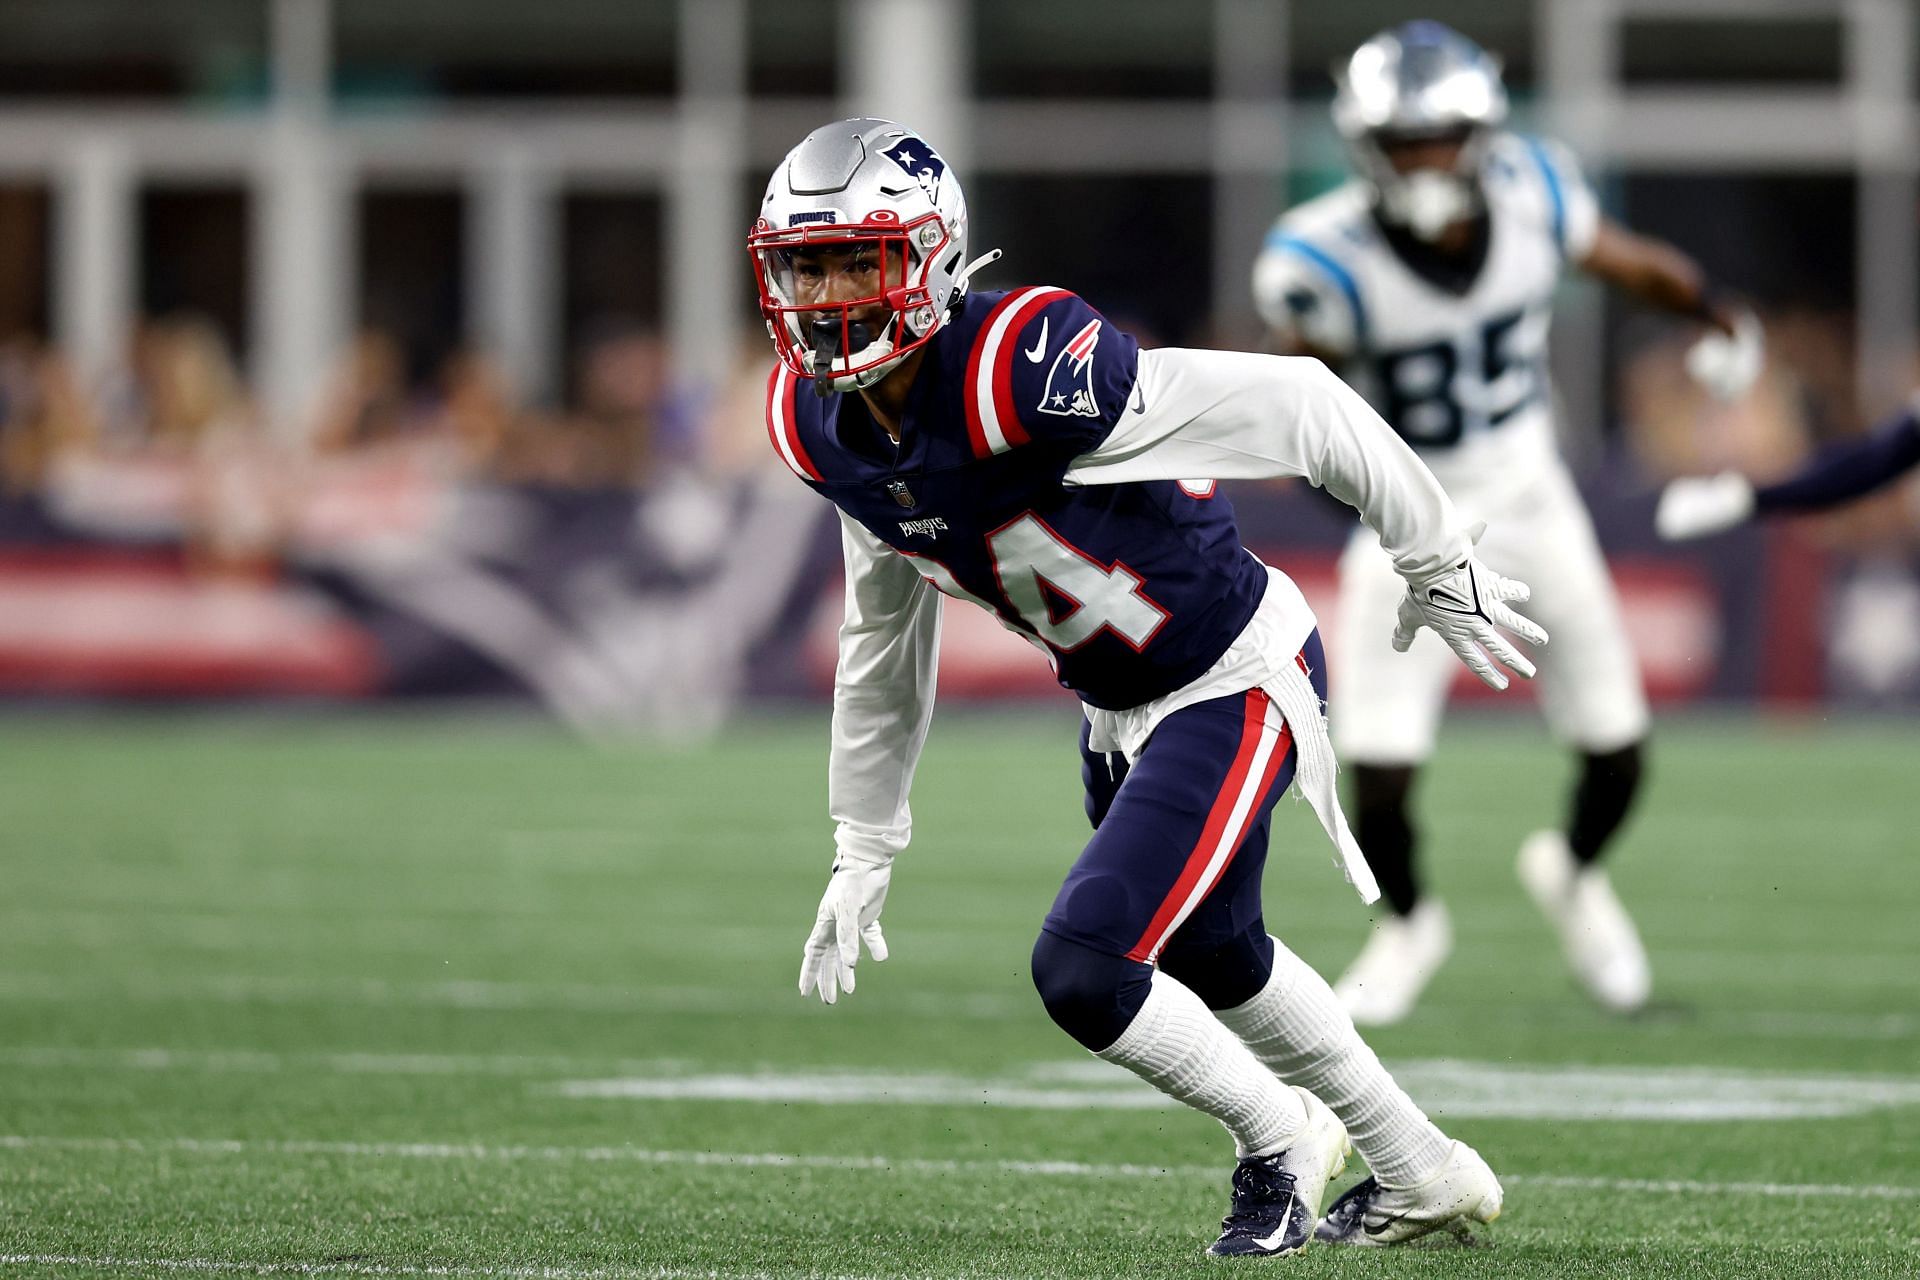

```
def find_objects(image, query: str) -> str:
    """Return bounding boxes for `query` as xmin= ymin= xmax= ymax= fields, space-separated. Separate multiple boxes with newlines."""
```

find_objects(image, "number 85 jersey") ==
xmin=1253 ymin=132 xmax=1598 ymax=505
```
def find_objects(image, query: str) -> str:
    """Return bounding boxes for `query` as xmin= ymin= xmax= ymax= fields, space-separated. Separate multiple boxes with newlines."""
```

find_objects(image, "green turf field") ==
xmin=0 ymin=709 xmax=1916 ymax=1279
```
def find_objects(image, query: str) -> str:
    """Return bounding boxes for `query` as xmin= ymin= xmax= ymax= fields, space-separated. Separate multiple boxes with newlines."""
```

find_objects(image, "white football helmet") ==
xmin=1333 ymin=22 xmax=1509 ymax=241
xmin=751 ymin=118 xmax=987 ymax=393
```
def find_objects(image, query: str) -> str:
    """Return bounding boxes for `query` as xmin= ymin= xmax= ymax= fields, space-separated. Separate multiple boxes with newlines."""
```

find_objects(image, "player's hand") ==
xmin=1685 ymin=311 xmax=1764 ymax=402
xmin=798 ymin=854 xmax=891 ymax=1004
xmin=1655 ymin=471 xmax=1755 ymax=541
xmin=1395 ymin=535 xmax=1548 ymax=692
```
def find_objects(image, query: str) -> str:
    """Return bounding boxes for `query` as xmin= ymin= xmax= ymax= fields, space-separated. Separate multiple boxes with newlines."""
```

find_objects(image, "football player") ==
xmin=757 ymin=118 xmax=1546 ymax=1253
xmin=1656 ymin=393 xmax=1920 ymax=538
xmin=1252 ymin=22 xmax=1763 ymax=1025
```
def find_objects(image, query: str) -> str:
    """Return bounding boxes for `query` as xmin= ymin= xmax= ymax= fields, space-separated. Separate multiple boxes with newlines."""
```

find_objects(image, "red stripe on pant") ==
xmin=1125 ymin=688 xmax=1293 ymax=964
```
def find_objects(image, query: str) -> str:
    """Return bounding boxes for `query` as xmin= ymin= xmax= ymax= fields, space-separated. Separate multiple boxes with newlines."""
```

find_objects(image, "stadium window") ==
xmin=0 ymin=0 xmax=266 ymax=104
xmin=0 ymin=187 xmax=51 ymax=342
xmin=334 ymin=0 xmax=677 ymax=103
xmin=970 ymin=0 xmax=1213 ymax=99
xmin=561 ymin=193 xmax=664 ymax=410
xmin=140 ymin=186 xmax=250 ymax=363
xmin=969 ymin=174 xmax=1212 ymax=348
xmin=356 ymin=189 xmax=467 ymax=391
xmin=1619 ymin=17 xmax=1844 ymax=88
xmin=748 ymin=0 xmax=836 ymax=98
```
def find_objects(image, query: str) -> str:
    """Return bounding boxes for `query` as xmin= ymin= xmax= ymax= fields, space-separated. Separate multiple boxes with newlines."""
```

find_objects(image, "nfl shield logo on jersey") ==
xmin=885 ymin=478 xmax=916 ymax=508
xmin=1037 ymin=319 xmax=1104 ymax=418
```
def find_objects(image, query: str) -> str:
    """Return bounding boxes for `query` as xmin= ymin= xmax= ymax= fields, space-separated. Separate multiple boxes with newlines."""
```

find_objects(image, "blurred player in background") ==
xmin=1657 ymin=392 xmax=1920 ymax=538
xmin=757 ymin=117 xmax=1546 ymax=1253
xmin=1253 ymin=22 xmax=1764 ymax=1025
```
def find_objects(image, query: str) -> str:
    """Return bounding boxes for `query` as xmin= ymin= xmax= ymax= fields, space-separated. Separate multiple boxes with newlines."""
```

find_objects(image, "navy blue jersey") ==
xmin=766 ymin=286 xmax=1269 ymax=710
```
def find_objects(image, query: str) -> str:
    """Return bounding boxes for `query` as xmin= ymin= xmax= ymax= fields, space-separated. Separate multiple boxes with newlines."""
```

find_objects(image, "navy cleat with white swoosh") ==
xmin=1207 ymin=1088 xmax=1349 ymax=1258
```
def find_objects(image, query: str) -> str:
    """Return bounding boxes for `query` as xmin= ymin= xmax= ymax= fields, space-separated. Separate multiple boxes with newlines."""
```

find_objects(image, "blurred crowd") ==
xmin=0 ymin=312 xmax=783 ymax=574
xmin=2 ymin=299 xmax=1918 ymax=580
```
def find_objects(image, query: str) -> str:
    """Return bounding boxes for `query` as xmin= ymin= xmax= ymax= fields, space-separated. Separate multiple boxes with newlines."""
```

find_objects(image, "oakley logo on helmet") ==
xmin=881 ymin=137 xmax=946 ymax=202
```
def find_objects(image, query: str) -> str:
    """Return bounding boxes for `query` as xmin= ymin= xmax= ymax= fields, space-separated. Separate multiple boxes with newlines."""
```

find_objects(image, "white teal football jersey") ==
xmin=1253 ymin=133 xmax=1600 ymax=503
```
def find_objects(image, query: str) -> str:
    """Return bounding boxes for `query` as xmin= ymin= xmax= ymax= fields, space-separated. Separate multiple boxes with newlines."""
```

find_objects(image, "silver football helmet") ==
xmin=750 ymin=118 xmax=993 ymax=393
xmin=1333 ymin=22 xmax=1509 ymax=241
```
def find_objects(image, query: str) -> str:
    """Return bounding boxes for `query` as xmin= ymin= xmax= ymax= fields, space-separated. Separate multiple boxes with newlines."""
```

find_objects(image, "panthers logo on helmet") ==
xmin=881 ymin=137 xmax=946 ymax=202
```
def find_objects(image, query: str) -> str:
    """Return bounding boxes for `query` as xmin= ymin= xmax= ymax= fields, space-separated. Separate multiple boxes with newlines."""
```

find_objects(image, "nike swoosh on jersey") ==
xmin=1129 ymin=382 xmax=1145 ymax=414
xmin=1023 ymin=318 xmax=1050 ymax=363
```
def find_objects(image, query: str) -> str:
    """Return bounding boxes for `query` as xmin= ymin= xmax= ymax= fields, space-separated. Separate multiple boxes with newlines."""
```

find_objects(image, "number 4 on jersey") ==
xmin=988 ymin=514 xmax=1168 ymax=651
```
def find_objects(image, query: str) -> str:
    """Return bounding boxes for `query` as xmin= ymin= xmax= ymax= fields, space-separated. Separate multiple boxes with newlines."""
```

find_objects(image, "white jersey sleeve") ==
xmin=1064 ymin=346 xmax=1471 ymax=583
xmin=1251 ymin=225 xmax=1366 ymax=357
xmin=1510 ymin=133 xmax=1600 ymax=263
xmin=828 ymin=510 xmax=942 ymax=865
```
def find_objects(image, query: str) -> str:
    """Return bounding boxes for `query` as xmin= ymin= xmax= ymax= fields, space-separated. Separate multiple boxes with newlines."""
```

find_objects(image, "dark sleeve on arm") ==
xmin=1753 ymin=407 xmax=1920 ymax=513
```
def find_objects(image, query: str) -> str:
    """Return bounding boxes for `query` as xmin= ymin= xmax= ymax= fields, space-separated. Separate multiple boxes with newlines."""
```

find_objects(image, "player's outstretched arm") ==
xmin=1657 ymin=397 xmax=1920 ymax=539
xmin=798 ymin=512 xmax=942 ymax=1004
xmin=1578 ymin=218 xmax=1762 ymax=402
xmin=1061 ymin=348 xmax=1546 ymax=688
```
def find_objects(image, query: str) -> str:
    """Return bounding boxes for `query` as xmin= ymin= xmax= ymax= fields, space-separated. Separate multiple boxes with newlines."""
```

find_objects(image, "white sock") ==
xmin=1216 ymin=936 xmax=1453 ymax=1187
xmin=1096 ymin=969 xmax=1307 ymax=1158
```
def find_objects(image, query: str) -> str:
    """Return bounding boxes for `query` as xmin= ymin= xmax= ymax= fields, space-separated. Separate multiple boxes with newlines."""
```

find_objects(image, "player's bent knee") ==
xmin=1030 ymin=929 xmax=1153 ymax=1053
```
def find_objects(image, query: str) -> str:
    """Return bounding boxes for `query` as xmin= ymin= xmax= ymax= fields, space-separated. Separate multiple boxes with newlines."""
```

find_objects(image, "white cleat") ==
xmin=1314 ymin=1140 xmax=1503 ymax=1246
xmin=1517 ymin=829 xmax=1651 ymax=1013
xmin=1331 ymin=900 xmax=1452 ymax=1027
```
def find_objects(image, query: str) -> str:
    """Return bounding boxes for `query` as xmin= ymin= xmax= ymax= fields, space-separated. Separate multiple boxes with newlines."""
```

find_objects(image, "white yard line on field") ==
xmin=0 ymin=1254 xmax=884 ymax=1280
xmin=546 ymin=1058 xmax=1920 ymax=1122
xmin=2 ymin=970 xmax=1915 ymax=1043
xmin=2 ymin=1135 xmax=1917 ymax=1202
xmin=9 ymin=1046 xmax=1920 ymax=1121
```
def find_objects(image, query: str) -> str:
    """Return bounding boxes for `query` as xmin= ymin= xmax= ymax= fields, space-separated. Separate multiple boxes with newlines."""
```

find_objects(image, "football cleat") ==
xmin=1315 ymin=1139 xmax=1502 ymax=1246
xmin=1517 ymin=829 xmax=1651 ymax=1013
xmin=1207 ymin=1088 xmax=1350 ymax=1258
xmin=1331 ymin=899 xmax=1452 ymax=1027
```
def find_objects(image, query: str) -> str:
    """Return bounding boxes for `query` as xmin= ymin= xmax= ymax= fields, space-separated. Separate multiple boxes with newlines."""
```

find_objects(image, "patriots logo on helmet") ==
xmin=881 ymin=137 xmax=946 ymax=202
xmin=1037 ymin=319 xmax=1103 ymax=419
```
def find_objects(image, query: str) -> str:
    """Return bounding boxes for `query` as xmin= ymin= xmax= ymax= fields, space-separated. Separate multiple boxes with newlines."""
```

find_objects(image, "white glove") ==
xmin=1655 ymin=471 xmax=1755 ymax=541
xmin=1394 ymin=532 xmax=1549 ymax=692
xmin=1685 ymin=311 xmax=1764 ymax=402
xmin=797 ymin=854 xmax=891 ymax=1004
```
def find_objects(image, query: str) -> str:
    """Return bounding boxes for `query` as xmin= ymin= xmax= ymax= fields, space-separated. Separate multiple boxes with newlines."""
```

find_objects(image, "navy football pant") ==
xmin=1032 ymin=632 xmax=1327 ymax=1052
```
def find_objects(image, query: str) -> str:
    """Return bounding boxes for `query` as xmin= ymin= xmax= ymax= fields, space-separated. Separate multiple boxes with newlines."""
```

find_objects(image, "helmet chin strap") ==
xmin=952 ymin=248 xmax=1002 ymax=297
